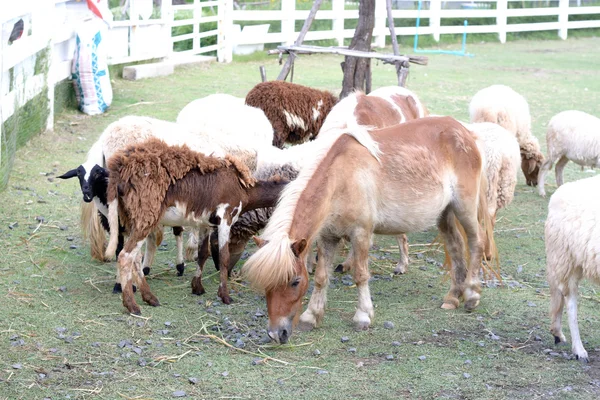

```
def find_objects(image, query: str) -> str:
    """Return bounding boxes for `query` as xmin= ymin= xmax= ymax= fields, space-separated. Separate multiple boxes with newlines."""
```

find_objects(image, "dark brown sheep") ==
xmin=105 ymin=138 xmax=288 ymax=314
xmin=245 ymin=81 xmax=338 ymax=148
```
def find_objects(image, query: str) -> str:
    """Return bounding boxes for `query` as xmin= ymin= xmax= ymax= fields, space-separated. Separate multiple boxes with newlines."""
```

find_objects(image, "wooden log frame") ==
xmin=271 ymin=0 xmax=427 ymax=91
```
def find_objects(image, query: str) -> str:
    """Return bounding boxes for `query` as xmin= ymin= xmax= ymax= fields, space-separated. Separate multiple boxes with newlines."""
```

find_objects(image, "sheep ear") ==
xmin=58 ymin=169 xmax=78 ymax=179
xmin=527 ymin=158 xmax=537 ymax=174
xmin=253 ymin=236 xmax=267 ymax=248
xmin=290 ymin=239 xmax=307 ymax=257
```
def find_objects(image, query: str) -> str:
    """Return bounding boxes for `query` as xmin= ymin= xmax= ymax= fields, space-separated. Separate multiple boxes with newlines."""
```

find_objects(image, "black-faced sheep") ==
xmin=245 ymin=81 xmax=338 ymax=148
xmin=546 ymin=174 xmax=600 ymax=362
xmin=105 ymin=138 xmax=289 ymax=314
xmin=469 ymin=84 xmax=544 ymax=187
xmin=538 ymin=110 xmax=600 ymax=197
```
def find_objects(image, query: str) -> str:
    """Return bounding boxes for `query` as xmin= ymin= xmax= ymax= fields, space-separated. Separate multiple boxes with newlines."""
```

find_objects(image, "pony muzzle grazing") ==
xmin=252 ymin=236 xmax=308 ymax=344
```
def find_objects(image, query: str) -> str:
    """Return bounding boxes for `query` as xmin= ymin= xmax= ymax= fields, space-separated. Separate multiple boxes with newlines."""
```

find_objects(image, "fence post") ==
xmin=161 ymin=0 xmax=174 ymax=58
xmin=558 ymin=0 xmax=569 ymax=40
xmin=332 ymin=0 xmax=344 ymax=47
xmin=430 ymin=0 xmax=441 ymax=42
xmin=281 ymin=0 xmax=295 ymax=46
xmin=374 ymin=0 xmax=387 ymax=48
xmin=218 ymin=0 xmax=233 ymax=62
xmin=192 ymin=0 xmax=200 ymax=53
xmin=497 ymin=0 xmax=507 ymax=44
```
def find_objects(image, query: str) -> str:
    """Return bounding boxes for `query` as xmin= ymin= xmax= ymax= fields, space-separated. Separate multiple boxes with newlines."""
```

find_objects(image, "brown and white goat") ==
xmin=245 ymin=81 xmax=338 ymax=148
xmin=105 ymin=138 xmax=288 ymax=314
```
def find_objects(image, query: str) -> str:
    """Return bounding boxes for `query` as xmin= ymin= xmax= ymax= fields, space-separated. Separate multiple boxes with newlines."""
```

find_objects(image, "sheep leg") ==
xmin=217 ymin=241 xmax=233 ymax=304
xmin=191 ymin=234 xmax=210 ymax=296
xmin=484 ymin=211 xmax=497 ymax=261
xmin=537 ymin=156 xmax=555 ymax=197
xmin=118 ymin=240 xmax=145 ymax=315
xmin=554 ymin=156 xmax=569 ymax=187
xmin=173 ymin=226 xmax=185 ymax=276
xmin=185 ymin=228 xmax=199 ymax=262
xmin=335 ymin=246 xmax=352 ymax=273
xmin=226 ymin=238 xmax=247 ymax=276
xmin=135 ymin=249 xmax=160 ymax=308
xmin=393 ymin=234 xmax=409 ymax=275
xmin=142 ymin=232 xmax=157 ymax=276
xmin=299 ymin=236 xmax=340 ymax=331
xmin=209 ymin=230 xmax=220 ymax=272
xmin=549 ymin=281 xmax=566 ymax=344
xmin=565 ymin=280 xmax=589 ymax=362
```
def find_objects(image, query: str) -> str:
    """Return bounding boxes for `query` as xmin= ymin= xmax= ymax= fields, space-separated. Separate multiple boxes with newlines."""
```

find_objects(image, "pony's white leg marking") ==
xmin=350 ymin=230 xmax=374 ymax=330
xmin=299 ymin=239 xmax=338 ymax=330
xmin=566 ymin=284 xmax=588 ymax=361
xmin=353 ymin=281 xmax=374 ymax=330
xmin=394 ymin=234 xmax=409 ymax=274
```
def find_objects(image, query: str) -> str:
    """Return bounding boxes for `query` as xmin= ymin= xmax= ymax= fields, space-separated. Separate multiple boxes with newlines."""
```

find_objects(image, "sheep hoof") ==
xmin=176 ymin=263 xmax=185 ymax=276
xmin=127 ymin=306 xmax=142 ymax=316
xmin=114 ymin=283 xmax=137 ymax=293
xmin=334 ymin=264 xmax=344 ymax=273
xmin=221 ymin=295 xmax=232 ymax=305
xmin=554 ymin=335 xmax=562 ymax=344
xmin=191 ymin=278 xmax=205 ymax=296
xmin=142 ymin=267 xmax=150 ymax=276
xmin=576 ymin=354 xmax=590 ymax=363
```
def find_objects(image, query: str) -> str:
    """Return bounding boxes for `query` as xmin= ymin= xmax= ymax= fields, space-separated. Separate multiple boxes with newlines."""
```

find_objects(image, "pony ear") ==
xmin=527 ymin=158 xmax=537 ymax=174
xmin=253 ymin=236 xmax=267 ymax=248
xmin=58 ymin=169 xmax=78 ymax=179
xmin=290 ymin=239 xmax=307 ymax=257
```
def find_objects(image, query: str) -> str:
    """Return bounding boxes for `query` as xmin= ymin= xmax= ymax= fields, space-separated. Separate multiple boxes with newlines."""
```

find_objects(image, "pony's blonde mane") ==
xmin=243 ymin=135 xmax=340 ymax=292
xmin=243 ymin=124 xmax=382 ymax=292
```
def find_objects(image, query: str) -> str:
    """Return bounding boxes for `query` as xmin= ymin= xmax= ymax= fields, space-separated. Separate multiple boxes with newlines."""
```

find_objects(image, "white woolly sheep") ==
xmin=464 ymin=122 xmax=520 ymax=258
xmin=546 ymin=174 xmax=600 ymax=362
xmin=538 ymin=110 xmax=600 ymax=197
xmin=469 ymin=84 xmax=544 ymax=187
xmin=176 ymin=93 xmax=274 ymax=150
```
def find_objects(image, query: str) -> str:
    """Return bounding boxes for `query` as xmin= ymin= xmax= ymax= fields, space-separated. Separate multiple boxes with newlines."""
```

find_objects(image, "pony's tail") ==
xmin=441 ymin=173 xmax=500 ymax=281
xmin=105 ymin=197 xmax=121 ymax=260
xmin=81 ymin=201 xmax=107 ymax=261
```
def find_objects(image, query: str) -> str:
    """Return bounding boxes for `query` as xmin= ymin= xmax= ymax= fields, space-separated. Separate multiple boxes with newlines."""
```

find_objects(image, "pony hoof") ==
xmin=113 ymin=283 xmax=122 ymax=293
xmin=441 ymin=302 xmax=458 ymax=310
xmin=354 ymin=321 xmax=370 ymax=331
xmin=393 ymin=266 xmax=407 ymax=275
xmin=127 ymin=306 xmax=142 ymax=316
xmin=176 ymin=263 xmax=185 ymax=276
xmin=464 ymin=298 xmax=480 ymax=311
xmin=334 ymin=264 xmax=344 ymax=273
xmin=297 ymin=320 xmax=315 ymax=332
xmin=142 ymin=267 xmax=150 ymax=276
xmin=221 ymin=296 xmax=232 ymax=305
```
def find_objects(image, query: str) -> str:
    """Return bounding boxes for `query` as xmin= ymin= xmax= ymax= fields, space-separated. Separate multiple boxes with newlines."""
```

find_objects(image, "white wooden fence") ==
xmin=1 ymin=0 xmax=599 ymax=130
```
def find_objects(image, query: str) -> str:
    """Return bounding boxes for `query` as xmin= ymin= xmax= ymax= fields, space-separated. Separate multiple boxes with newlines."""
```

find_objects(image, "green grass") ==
xmin=1 ymin=37 xmax=600 ymax=399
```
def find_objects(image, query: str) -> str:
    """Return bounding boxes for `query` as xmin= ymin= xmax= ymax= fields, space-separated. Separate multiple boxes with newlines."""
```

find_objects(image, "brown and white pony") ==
xmin=316 ymin=85 xmax=429 ymax=274
xmin=243 ymin=117 xmax=494 ymax=344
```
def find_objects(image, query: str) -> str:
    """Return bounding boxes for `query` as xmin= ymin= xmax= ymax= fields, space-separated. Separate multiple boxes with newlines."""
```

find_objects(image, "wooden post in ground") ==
xmin=276 ymin=0 xmax=324 ymax=81
xmin=385 ymin=0 xmax=408 ymax=87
